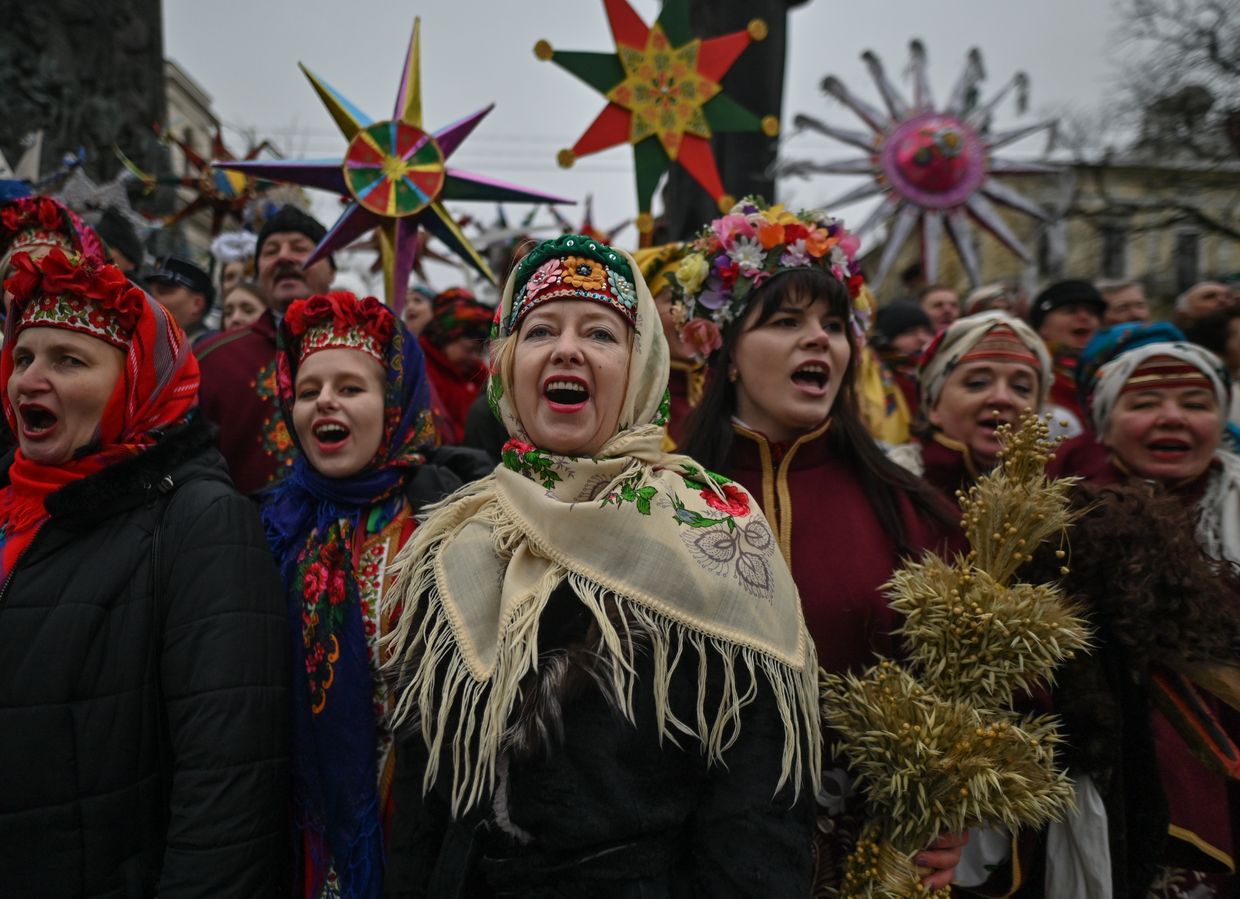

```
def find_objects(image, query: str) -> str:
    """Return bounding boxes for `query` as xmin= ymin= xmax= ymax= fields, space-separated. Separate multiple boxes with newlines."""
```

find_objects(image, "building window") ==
xmin=1038 ymin=220 xmax=1065 ymax=280
xmin=1174 ymin=232 xmax=1200 ymax=293
xmin=1099 ymin=225 xmax=1127 ymax=279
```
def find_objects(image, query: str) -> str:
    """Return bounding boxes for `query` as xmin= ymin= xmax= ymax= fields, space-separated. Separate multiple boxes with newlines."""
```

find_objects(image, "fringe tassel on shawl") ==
xmin=382 ymin=479 xmax=820 ymax=817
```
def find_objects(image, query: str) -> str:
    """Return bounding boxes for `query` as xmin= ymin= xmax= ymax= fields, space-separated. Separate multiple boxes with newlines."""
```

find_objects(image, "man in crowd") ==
xmin=1029 ymin=279 xmax=1106 ymax=438
xmin=196 ymin=205 xmax=334 ymax=495
xmin=873 ymin=300 xmax=934 ymax=418
xmin=1172 ymin=280 xmax=1232 ymax=331
xmin=93 ymin=206 xmax=144 ymax=277
xmin=1097 ymin=279 xmax=1149 ymax=325
xmin=145 ymin=255 xmax=215 ymax=344
xmin=918 ymin=284 xmax=961 ymax=331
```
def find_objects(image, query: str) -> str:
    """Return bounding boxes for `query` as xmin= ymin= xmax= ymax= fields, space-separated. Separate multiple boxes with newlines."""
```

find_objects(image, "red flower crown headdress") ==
xmin=0 ymin=196 xmax=104 ymax=270
xmin=5 ymin=248 xmax=145 ymax=349
xmin=284 ymin=291 xmax=396 ymax=365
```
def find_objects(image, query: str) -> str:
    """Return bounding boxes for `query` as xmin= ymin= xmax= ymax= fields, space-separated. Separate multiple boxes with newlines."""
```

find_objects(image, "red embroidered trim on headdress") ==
xmin=1120 ymin=355 xmax=1212 ymax=395
xmin=5 ymin=249 xmax=144 ymax=349
xmin=959 ymin=324 xmax=1041 ymax=369
xmin=284 ymin=292 xmax=395 ymax=365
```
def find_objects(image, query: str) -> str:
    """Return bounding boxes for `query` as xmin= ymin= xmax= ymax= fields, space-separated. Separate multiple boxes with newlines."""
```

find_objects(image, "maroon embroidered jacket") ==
xmin=196 ymin=311 xmax=294 ymax=495
xmin=723 ymin=421 xmax=953 ymax=674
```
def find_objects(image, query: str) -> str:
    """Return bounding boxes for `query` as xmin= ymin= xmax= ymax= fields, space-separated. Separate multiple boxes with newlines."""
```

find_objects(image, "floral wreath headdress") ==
xmin=284 ymin=292 xmax=395 ymax=365
xmin=670 ymin=196 xmax=870 ymax=360
xmin=4 ymin=248 xmax=145 ymax=349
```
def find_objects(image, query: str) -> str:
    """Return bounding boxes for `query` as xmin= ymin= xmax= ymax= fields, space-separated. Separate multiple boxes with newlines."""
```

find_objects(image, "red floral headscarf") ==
xmin=0 ymin=249 xmax=200 ymax=580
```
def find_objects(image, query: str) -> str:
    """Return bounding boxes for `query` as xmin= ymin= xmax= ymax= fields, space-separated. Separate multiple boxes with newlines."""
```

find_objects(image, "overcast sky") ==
xmin=164 ymin=0 xmax=1122 ymax=288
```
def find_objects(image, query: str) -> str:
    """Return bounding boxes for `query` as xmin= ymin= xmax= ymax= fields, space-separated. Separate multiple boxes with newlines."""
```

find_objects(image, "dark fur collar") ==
xmin=0 ymin=414 xmax=220 ymax=527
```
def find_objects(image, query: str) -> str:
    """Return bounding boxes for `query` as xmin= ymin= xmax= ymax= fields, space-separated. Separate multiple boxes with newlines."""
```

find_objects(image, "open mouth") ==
xmin=313 ymin=421 xmax=351 ymax=449
xmin=977 ymin=414 xmax=1012 ymax=433
xmin=1071 ymin=327 xmax=1093 ymax=340
xmin=543 ymin=376 xmax=590 ymax=410
xmin=1147 ymin=438 xmax=1191 ymax=457
xmin=790 ymin=362 xmax=829 ymax=392
xmin=18 ymin=403 xmax=57 ymax=435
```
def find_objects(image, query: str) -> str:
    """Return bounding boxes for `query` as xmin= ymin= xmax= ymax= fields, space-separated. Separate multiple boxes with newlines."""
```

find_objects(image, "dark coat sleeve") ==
xmin=383 ymin=736 xmax=483 ymax=899
xmin=155 ymin=483 xmax=290 ymax=898
xmin=685 ymin=670 xmax=817 ymax=897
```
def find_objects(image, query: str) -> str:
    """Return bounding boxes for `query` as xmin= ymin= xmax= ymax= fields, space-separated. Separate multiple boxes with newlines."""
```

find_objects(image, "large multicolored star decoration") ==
xmin=776 ymin=41 xmax=1058 ymax=287
xmin=536 ymin=0 xmax=778 ymax=238
xmin=144 ymin=124 xmax=275 ymax=234
xmin=217 ymin=18 xmax=570 ymax=309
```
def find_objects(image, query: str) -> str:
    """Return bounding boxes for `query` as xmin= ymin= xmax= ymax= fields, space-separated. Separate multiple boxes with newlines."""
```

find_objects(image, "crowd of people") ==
xmin=0 ymin=190 xmax=1235 ymax=899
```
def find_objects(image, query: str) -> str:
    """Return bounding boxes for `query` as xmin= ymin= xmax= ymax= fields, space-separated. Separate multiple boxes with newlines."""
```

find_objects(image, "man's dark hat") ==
xmin=1029 ymin=279 xmax=1106 ymax=331
xmin=256 ymin=205 xmax=334 ymax=269
xmin=145 ymin=255 xmax=215 ymax=305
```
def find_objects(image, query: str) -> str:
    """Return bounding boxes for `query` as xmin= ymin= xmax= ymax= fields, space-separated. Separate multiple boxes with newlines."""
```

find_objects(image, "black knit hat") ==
xmin=875 ymin=300 xmax=933 ymax=343
xmin=256 ymin=205 xmax=334 ymax=268
xmin=1029 ymin=280 xmax=1105 ymax=331
xmin=93 ymin=206 xmax=144 ymax=270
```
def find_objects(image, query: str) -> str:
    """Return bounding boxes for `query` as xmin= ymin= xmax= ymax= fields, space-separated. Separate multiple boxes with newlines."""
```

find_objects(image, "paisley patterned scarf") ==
xmin=385 ymin=236 xmax=821 ymax=816
xmin=262 ymin=294 xmax=434 ymax=899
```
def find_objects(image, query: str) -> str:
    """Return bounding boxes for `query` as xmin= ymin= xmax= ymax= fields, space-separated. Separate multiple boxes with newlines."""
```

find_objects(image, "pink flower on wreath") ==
xmin=702 ymin=483 xmax=750 ymax=517
xmin=682 ymin=318 xmax=722 ymax=360
xmin=712 ymin=213 xmax=755 ymax=246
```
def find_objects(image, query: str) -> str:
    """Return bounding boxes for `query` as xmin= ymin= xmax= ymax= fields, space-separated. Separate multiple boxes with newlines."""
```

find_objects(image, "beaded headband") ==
xmin=505 ymin=234 xmax=637 ymax=336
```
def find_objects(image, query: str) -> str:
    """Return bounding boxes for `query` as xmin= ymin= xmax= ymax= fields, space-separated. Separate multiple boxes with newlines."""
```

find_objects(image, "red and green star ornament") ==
xmin=535 ymin=0 xmax=778 ymax=237
xmin=216 ymin=18 xmax=571 ymax=309
xmin=149 ymin=123 xmax=274 ymax=235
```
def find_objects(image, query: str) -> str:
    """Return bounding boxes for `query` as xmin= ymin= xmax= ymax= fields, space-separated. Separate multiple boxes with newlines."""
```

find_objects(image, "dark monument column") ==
xmin=0 ymin=0 xmax=168 ymax=183
xmin=660 ymin=0 xmax=808 ymax=241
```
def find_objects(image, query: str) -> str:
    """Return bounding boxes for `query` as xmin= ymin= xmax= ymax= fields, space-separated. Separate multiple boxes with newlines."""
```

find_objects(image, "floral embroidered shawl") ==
xmin=385 ymin=240 xmax=820 ymax=816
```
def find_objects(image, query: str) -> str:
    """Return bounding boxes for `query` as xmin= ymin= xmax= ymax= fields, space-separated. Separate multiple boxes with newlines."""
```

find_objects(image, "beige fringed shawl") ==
xmin=383 ymin=241 xmax=820 ymax=816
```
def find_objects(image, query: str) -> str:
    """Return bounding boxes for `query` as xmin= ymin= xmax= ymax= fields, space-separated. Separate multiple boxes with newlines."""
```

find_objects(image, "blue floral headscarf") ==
xmin=262 ymin=291 xmax=434 ymax=899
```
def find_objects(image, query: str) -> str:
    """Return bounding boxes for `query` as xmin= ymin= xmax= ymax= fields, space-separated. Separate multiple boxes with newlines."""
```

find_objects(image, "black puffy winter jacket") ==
xmin=0 ymin=416 xmax=290 ymax=898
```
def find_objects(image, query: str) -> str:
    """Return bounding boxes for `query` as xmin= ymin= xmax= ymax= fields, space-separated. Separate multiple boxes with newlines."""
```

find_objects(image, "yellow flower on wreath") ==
xmin=675 ymin=253 xmax=710 ymax=294
xmin=561 ymin=256 xmax=607 ymax=290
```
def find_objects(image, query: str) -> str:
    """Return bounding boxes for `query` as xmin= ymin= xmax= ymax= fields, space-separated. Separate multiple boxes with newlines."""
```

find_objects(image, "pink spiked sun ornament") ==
xmin=216 ymin=18 xmax=572 ymax=310
xmin=776 ymin=41 xmax=1058 ymax=287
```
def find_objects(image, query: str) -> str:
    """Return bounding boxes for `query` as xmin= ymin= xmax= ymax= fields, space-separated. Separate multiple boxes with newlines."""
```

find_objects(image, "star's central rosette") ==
xmin=880 ymin=113 xmax=987 ymax=209
xmin=343 ymin=121 xmax=446 ymax=218
xmin=607 ymin=26 xmax=720 ymax=160
xmin=200 ymin=167 xmax=250 ymax=203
